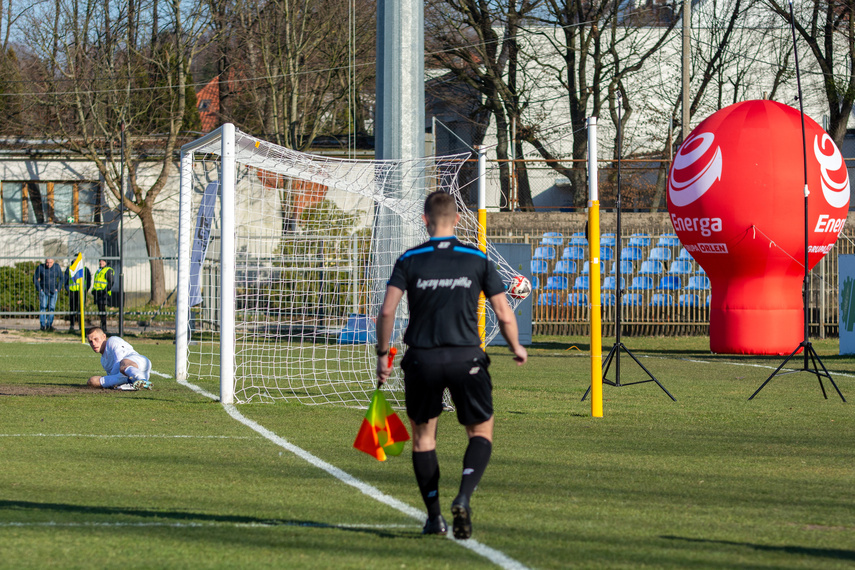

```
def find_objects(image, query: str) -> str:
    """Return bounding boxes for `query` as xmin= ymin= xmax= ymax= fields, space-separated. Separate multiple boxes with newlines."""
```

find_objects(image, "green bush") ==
xmin=0 ymin=262 xmax=39 ymax=312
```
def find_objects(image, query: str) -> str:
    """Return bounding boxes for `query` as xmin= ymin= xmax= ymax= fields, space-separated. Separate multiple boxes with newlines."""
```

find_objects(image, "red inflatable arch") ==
xmin=667 ymin=100 xmax=850 ymax=354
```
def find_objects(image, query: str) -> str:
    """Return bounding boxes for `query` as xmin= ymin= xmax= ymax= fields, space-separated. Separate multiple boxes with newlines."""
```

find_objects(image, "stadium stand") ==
xmin=628 ymin=276 xmax=654 ymax=290
xmin=553 ymin=260 xmax=577 ymax=275
xmin=566 ymin=293 xmax=588 ymax=306
xmin=561 ymin=246 xmax=586 ymax=260
xmin=686 ymin=276 xmax=711 ymax=290
xmin=638 ymin=260 xmax=664 ymax=275
xmin=657 ymin=275 xmax=682 ymax=290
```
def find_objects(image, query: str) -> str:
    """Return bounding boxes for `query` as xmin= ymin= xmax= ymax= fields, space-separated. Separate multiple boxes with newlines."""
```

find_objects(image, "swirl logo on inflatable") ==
xmin=815 ymin=133 xmax=850 ymax=209
xmin=667 ymin=100 xmax=850 ymax=355
xmin=668 ymin=133 xmax=722 ymax=207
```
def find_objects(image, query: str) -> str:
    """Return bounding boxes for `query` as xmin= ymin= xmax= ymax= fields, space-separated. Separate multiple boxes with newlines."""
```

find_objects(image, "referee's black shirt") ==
xmin=388 ymin=236 xmax=506 ymax=349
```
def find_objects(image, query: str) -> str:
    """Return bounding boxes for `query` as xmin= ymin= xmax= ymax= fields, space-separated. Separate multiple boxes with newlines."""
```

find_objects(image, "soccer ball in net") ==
xmin=508 ymin=275 xmax=532 ymax=300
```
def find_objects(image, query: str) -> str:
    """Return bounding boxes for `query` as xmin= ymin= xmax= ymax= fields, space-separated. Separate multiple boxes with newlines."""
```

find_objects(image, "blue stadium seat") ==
xmin=566 ymin=293 xmax=588 ymax=306
xmin=536 ymin=292 xmax=560 ymax=306
xmin=638 ymin=260 xmax=664 ymax=275
xmin=621 ymin=246 xmax=643 ymax=261
xmin=628 ymin=276 xmax=654 ymax=290
xmin=657 ymin=234 xmax=681 ymax=247
xmin=545 ymin=276 xmax=569 ymax=290
xmin=601 ymin=293 xmax=616 ymax=307
xmin=650 ymin=293 xmax=674 ymax=307
xmin=568 ymin=235 xmax=588 ymax=246
xmin=668 ymin=260 xmax=693 ymax=275
xmin=531 ymin=260 xmax=548 ymax=275
xmin=678 ymin=293 xmax=700 ymax=308
xmin=553 ymin=260 xmax=577 ymax=275
xmin=622 ymin=293 xmax=644 ymax=306
xmin=628 ymin=233 xmax=651 ymax=247
xmin=561 ymin=246 xmax=586 ymax=260
xmin=706 ymin=295 xmax=711 ymax=306
xmin=540 ymin=232 xmax=564 ymax=246
xmin=601 ymin=233 xmax=617 ymax=247
xmin=572 ymin=275 xmax=589 ymax=290
xmin=657 ymin=275 xmax=682 ymax=290
xmin=602 ymin=276 xmax=625 ymax=290
xmin=531 ymin=275 xmax=539 ymax=290
xmin=581 ymin=261 xmax=605 ymax=275
xmin=600 ymin=247 xmax=614 ymax=261
xmin=686 ymin=276 xmax=711 ymax=291
xmin=648 ymin=247 xmax=672 ymax=262
xmin=533 ymin=246 xmax=556 ymax=261
xmin=610 ymin=260 xmax=635 ymax=275
xmin=677 ymin=247 xmax=694 ymax=261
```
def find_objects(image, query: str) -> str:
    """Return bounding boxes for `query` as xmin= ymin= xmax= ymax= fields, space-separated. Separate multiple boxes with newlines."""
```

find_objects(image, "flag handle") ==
xmin=377 ymin=347 xmax=398 ymax=390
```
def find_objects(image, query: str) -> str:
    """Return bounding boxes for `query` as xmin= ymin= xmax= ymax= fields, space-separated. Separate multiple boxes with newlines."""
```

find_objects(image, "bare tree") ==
xmin=24 ymin=0 xmax=208 ymax=304
xmin=203 ymin=0 xmax=374 ymax=149
xmin=426 ymin=0 xmax=542 ymax=211
xmin=765 ymin=0 xmax=855 ymax=146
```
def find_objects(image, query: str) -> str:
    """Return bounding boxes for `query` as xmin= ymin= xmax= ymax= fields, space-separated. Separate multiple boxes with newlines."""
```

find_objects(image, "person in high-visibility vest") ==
xmin=92 ymin=259 xmax=114 ymax=333
xmin=64 ymin=263 xmax=92 ymax=333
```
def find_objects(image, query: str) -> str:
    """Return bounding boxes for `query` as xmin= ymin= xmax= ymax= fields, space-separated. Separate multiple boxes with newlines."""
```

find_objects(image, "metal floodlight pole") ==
xmin=749 ymin=0 xmax=844 ymax=401
xmin=119 ymin=122 xmax=125 ymax=337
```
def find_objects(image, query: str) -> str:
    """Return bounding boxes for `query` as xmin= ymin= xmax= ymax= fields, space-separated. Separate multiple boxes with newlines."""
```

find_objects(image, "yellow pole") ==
xmin=79 ymin=280 xmax=86 ymax=343
xmin=587 ymin=117 xmax=603 ymax=417
xmin=588 ymin=202 xmax=603 ymax=417
xmin=477 ymin=146 xmax=487 ymax=347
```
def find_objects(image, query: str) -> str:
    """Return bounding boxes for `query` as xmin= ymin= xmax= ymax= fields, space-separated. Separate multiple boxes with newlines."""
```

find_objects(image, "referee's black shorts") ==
xmin=401 ymin=346 xmax=493 ymax=426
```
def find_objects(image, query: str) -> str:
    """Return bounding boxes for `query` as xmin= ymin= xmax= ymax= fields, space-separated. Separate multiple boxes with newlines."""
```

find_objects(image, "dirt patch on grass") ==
xmin=0 ymin=384 xmax=110 ymax=396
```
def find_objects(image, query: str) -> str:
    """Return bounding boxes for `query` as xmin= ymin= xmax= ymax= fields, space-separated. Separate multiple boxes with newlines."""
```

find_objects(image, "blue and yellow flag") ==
xmin=69 ymin=252 xmax=84 ymax=283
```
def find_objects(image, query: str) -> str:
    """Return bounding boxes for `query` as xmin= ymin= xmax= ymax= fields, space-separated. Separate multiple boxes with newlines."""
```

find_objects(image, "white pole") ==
xmin=175 ymin=149 xmax=193 ymax=382
xmin=220 ymin=124 xmax=237 ymax=405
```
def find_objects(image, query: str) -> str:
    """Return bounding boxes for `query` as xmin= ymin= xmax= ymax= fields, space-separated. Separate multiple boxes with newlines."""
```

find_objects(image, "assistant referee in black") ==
xmin=376 ymin=190 xmax=527 ymax=539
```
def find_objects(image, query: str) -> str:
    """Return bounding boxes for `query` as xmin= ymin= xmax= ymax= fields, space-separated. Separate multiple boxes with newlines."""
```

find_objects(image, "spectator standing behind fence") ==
xmin=64 ymin=263 xmax=92 ymax=333
xmin=34 ymin=258 xmax=63 ymax=331
xmin=92 ymin=259 xmax=114 ymax=333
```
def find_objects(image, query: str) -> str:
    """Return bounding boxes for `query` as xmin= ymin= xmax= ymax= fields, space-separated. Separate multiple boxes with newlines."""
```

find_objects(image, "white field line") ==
xmin=0 ymin=434 xmax=255 ymax=439
xmin=0 ymin=521 xmax=418 ymax=530
xmin=175 ymin=373 xmax=529 ymax=570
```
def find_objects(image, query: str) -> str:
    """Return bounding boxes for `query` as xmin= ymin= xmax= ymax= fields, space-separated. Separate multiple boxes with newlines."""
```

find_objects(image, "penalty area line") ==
xmin=175 ymin=375 xmax=529 ymax=570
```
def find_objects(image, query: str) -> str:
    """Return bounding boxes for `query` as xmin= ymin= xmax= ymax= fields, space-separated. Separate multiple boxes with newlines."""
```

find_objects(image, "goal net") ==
xmin=175 ymin=124 xmax=525 ymax=406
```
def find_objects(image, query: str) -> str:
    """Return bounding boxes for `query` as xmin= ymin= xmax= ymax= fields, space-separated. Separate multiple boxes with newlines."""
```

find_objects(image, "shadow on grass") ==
xmin=661 ymin=535 xmax=855 ymax=562
xmin=0 ymin=500 xmax=420 ymax=539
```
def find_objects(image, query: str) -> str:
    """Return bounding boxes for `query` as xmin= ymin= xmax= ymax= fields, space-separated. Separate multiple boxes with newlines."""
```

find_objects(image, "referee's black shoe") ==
xmin=422 ymin=514 xmax=448 ymax=535
xmin=451 ymin=496 xmax=472 ymax=539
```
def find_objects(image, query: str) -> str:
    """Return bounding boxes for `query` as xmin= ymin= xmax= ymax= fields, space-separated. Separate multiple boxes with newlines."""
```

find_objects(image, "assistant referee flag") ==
xmin=353 ymin=388 xmax=410 ymax=461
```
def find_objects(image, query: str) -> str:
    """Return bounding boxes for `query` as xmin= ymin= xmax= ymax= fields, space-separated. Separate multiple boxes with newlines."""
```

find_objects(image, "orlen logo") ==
xmin=814 ymin=133 xmax=850 ymax=209
xmin=669 ymin=132 xmax=723 ymax=207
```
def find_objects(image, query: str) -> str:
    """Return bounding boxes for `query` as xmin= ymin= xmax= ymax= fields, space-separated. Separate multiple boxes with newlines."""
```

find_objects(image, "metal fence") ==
xmin=0 ymin=255 xmax=178 ymax=331
xmin=2 ymin=229 xmax=852 ymax=339
xmin=490 ymin=228 xmax=851 ymax=337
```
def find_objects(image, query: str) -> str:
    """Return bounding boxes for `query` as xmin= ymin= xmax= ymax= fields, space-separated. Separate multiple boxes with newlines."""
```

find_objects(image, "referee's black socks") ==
xmin=412 ymin=450 xmax=441 ymax=518
xmin=457 ymin=436 xmax=492 ymax=502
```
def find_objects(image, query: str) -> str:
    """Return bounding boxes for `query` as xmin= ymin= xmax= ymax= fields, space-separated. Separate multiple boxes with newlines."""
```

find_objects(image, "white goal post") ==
xmin=175 ymin=124 xmax=525 ymax=406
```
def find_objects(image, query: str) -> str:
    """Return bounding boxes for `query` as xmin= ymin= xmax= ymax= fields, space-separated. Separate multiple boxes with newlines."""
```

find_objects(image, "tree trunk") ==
xmin=139 ymin=206 xmax=166 ymax=305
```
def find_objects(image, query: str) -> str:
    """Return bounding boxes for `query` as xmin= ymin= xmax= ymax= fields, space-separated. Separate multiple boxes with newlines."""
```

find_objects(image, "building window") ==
xmin=0 ymin=181 xmax=101 ymax=224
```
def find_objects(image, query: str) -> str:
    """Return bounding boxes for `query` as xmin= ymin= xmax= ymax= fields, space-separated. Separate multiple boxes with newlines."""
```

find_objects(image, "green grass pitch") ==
xmin=0 ymin=333 xmax=853 ymax=569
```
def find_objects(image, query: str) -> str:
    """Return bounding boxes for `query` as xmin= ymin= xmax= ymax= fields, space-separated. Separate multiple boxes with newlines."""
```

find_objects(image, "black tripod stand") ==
xmin=583 ymin=93 xmax=675 ymax=402
xmin=749 ymin=1 xmax=844 ymax=402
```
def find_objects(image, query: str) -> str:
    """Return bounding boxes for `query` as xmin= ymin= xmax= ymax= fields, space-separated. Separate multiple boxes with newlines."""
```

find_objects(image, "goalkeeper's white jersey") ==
xmin=101 ymin=336 xmax=142 ymax=375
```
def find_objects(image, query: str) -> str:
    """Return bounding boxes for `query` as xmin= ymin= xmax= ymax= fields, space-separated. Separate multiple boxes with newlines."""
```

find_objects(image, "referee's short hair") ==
xmin=424 ymin=190 xmax=457 ymax=224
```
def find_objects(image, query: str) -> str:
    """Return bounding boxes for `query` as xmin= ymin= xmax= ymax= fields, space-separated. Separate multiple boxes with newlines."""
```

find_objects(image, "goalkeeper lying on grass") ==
xmin=85 ymin=327 xmax=153 ymax=391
